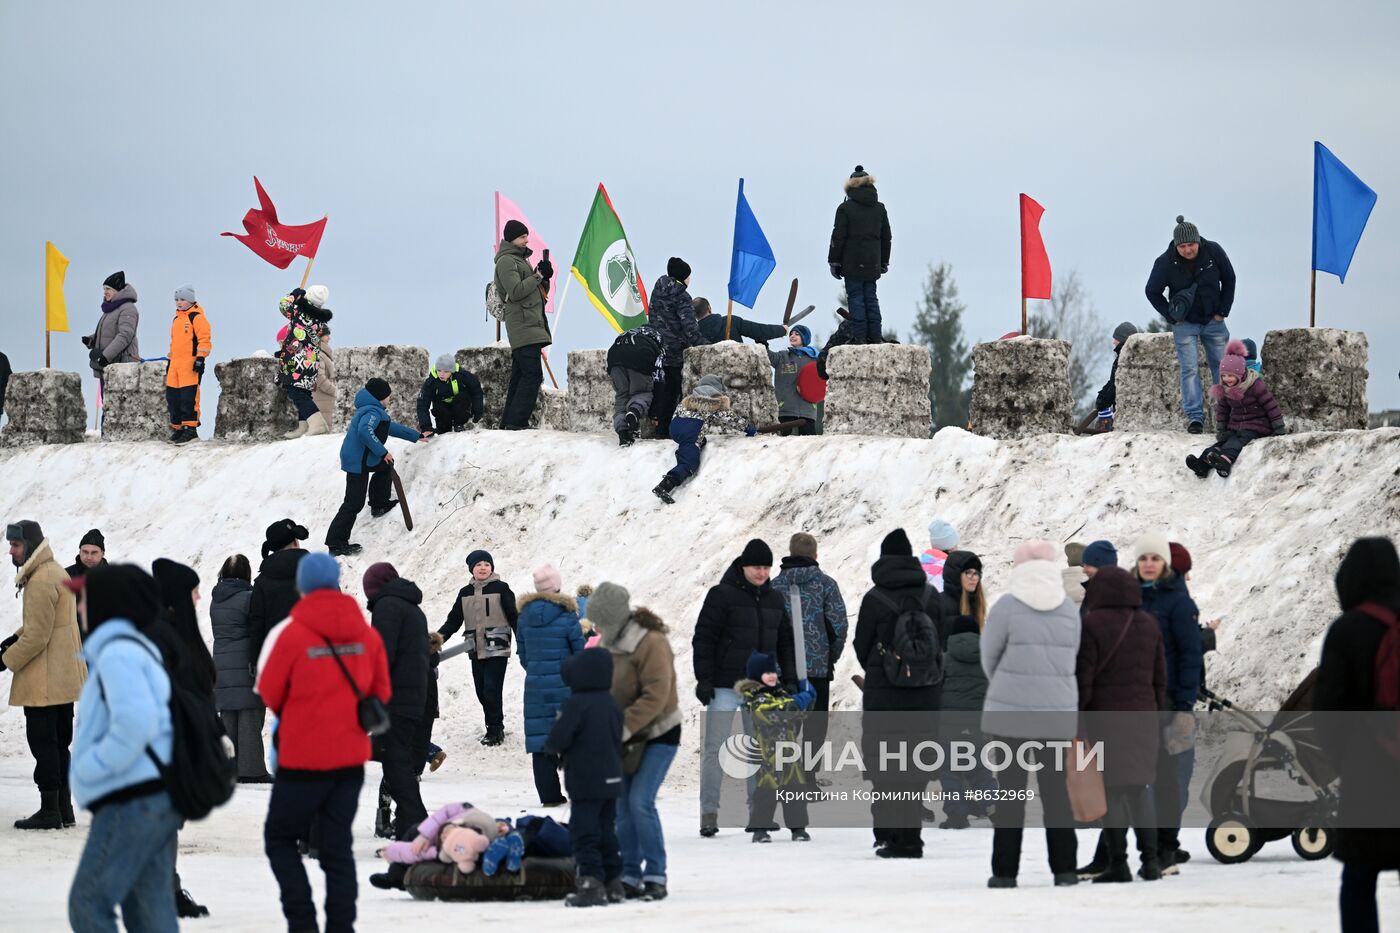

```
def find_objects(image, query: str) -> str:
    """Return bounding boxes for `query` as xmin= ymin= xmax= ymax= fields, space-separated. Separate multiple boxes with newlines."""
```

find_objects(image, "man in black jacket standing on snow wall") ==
xmin=828 ymin=165 xmax=892 ymax=344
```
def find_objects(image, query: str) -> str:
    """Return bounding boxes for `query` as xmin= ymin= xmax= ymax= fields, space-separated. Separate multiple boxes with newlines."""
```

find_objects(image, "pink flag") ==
xmin=495 ymin=191 xmax=555 ymax=315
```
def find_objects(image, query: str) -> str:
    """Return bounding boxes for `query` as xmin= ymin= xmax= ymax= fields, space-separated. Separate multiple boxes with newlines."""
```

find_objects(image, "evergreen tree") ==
xmin=908 ymin=262 xmax=971 ymax=431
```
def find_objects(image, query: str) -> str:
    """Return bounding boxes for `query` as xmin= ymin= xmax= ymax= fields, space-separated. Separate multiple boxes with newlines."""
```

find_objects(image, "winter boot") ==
xmin=1052 ymin=872 xmax=1079 ymax=886
xmin=624 ymin=410 xmax=641 ymax=440
xmin=605 ymin=879 xmax=633 ymax=903
xmin=940 ymin=813 xmax=970 ymax=830
xmin=327 ymin=543 xmax=362 ymax=557
xmin=751 ymin=830 xmax=772 ymax=843
xmin=1077 ymin=835 xmax=1109 ymax=879
xmin=174 ymin=876 xmax=209 ymax=918
xmin=369 ymin=863 xmax=408 ymax=891
xmin=652 ymin=475 xmax=679 ymax=505
xmin=59 ymin=785 xmax=75 ymax=828
xmin=1213 ymin=453 xmax=1233 ymax=478
xmin=699 ymin=812 xmax=718 ymax=837
xmin=374 ymin=783 xmax=393 ymax=839
xmin=1185 ymin=453 xmax=1212 ymax=478
xmin=168 ymin=428 xmax=183 ymax=443
xmin=283 ymin=420 xmax=308 ymax=439
xmin=641 ymin=882 xmax=668 ymax=901
xmin=14 ymin=790 xmax=63 ymax=830
xmin=304 ymin=412 xmax=330 ymax=437
xmin=1137 ymin=859 xmax=1162 ymax=881
xmin=370 ymin=499 xmax=399 ymax=518
xmin=480 ymin=728 xmax=504 ymax=747
xmin=565 ymin=876 xmax=608 ymax=908
xmin=172 ymin=427 xmax=198 ymax=445
xmin=791 ymin=828 xmax=811 ymax=841
xmin=428 ymin=749 xmax=447 ymax=772
xmin=1187 ymin=420 xmax=1204 ymax=435
xmin=1092 ymin=861 xmax=1133 ymax=883
xmin=617 ymin=429 xmax=634 ymax=447
xmin=987 ymin=876 xmax=1017 ymax=889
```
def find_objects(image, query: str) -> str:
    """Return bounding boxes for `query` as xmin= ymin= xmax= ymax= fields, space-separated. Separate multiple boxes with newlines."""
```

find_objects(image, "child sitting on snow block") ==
xmin=736 ymin=652 xmax=816 ymax=843
xmin=1186 ymin=339 xmax=1284 ymax=479
xmin=606 ymin=324 xmax=664 ymax=446
xmin=767 ymin=324 xmax=820 ymax=435
xmin=1091 ymin=322 xmax=1139 ymax=432
xmin=378 ymin=802 xmax=501 ymax=875
xmin=652 ymin=374 xmax=757 ymax=504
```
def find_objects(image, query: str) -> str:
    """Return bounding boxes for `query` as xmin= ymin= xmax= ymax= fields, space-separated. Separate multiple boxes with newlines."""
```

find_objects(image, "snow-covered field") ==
xmin=1 ymin=427 xmax=1398 ymax=929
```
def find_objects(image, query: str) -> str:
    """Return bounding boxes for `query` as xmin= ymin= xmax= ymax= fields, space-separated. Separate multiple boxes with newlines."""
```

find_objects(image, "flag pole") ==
xmin=45 ymin=329 xmax=50 ymax=368
xmin=724 ymin=299 xmax=734 ymax=341
xmin=299 ymin=254 xmax=316 ymax=290
xmin=542 ymin=349 xmax=559 ymax=389
xmin=1021 ymin=296 xmax=1027 ymax=336
xmin=1309 ymin=269 xmax=1316 ymax=328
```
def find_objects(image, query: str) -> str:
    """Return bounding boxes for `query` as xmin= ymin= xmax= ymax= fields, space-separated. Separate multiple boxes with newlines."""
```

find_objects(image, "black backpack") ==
xmin=868 ymin=588 xmax=944 ymax=688
xmin=102 ymin=636 xmax=238 ymax=821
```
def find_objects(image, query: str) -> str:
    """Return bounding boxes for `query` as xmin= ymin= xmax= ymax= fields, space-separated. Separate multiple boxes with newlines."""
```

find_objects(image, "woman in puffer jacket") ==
xmin=516 ymin=564 xmax=585 ymax=805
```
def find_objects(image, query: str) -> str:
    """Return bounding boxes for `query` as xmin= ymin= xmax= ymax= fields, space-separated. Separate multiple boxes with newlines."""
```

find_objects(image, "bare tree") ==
xmin=1028 ymin=269 xmax=1109 ymax=413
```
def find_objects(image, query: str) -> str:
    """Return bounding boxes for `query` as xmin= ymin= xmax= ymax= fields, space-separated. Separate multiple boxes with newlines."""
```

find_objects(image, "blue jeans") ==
xmin=69 ymin=790 xmax=181 ymax=933
xmin=1172 ymin=319 xmax=1229 ymax=422
xmin=699 ymin=687 xmax=753 ymax=815
xmin=1174 ymin=747 xmax=1195 ymax=819
xmin=940 ymin=739 xmax=999 ymax=820
xmin=844 ymin=277 xmax=881 ymax=342
xmin=617 ymin=742 xmax=677 ymax=886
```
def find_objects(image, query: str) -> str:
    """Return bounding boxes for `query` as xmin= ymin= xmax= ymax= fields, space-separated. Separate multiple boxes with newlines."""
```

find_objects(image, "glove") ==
xmin=81 ymin=335 xmax=92 ymax=348
xmin=193 ymin=358 xmax=205 ymax=377
xmin=535 ymin=257 xmax=553 ymax=280
xmin=695 ymin=681 xmax=715 ymax=706
xmin=88 ymin=347 xmax=107 ymax=367
xmin=828 ymin=263 xmax=842 ymax=280
xmin=880 ymin=264 xmax=889 ymax=274
xmin=745 ymin=424 xmax=757 ymax=437
xmin=1271 ymin=420 xmax=1286 ymax=435
xmin=289 ymin=288 xmax=306 ymax=300
xmin=1164 ymin=711 xmax=1197 ymax=755
xmin=794 ymin=678 xmax=817 ymax=711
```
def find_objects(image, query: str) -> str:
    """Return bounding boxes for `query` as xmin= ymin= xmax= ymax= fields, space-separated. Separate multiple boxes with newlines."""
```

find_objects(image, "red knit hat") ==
xmin=1218 ymin=340 xmax=1248 ymax=380
xmin=362 ymin=562 xmax=399 ymax=600
xmin=1169 ymin=542 xmax=1192 ymax=576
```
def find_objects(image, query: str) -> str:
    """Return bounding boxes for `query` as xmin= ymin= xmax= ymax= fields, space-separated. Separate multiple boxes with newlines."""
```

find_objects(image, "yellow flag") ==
xmin=45 ymin=241 xmax=70 ymax=333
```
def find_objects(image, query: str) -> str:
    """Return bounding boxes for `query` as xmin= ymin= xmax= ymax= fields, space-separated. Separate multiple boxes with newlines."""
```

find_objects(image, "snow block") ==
xmin=969 ymin=337 xmax=1073 ymax=439
xmin=1261 ymin=328 xmax=1368 ymax=432
xmin=1114 ymin=332 xmax=1216 ymax=432
xmin=680 ymin=342 xmax=778 ymax=427
xmin=536 ymin=387 xmax=570 ymax=431
xmin=213 ymin=356 xmax=299 ymax=441
xmin=824 ymin=344 xmax=931 ymax=438
xmin=101 ymin=361 xmax=171 ymax=442
xmin=455 ymin=345 xmax=550 ymax=429
xmin=566 ymin=349 xmax=612 ymax=433
xmin=0 ymin=370 xmax=86 ymax=447
xmin=334 ymin=345 xmax=429 ymax=430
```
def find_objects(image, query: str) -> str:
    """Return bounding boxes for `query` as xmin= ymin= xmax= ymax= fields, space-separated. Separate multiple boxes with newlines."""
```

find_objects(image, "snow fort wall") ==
xmin=680 ymin=342 xmax=778 ymax=427
xmin=1262 ymin=328 xmax=1368 ymax=432
xmin=823 ymin=344 xmax=931 ymax=438
xmin=101 ymin=361 xmax=170 ymax=442
xmin=969 ymin=336 xmax=1073 ymax=439
xmin=334 ymin=345 xmax=429 ymax=430
xmin=213 ymin=356 xmax=299 ymax=441
xmin=0 ymin=370 xmax=86 ymax=447
xmin=455 ymin=346 xmax=549 ymax=429
xmin=566 ymin=349 xmax=612 ymax=433
xmin=536 ymin=387 xmax=570 ymax=432
xmin=1114 ymin=332 xmax=1216 ymax=432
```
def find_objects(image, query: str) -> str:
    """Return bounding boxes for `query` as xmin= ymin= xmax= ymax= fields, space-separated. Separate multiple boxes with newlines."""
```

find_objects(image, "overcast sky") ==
xmin=3 ymin=0 xmax=1396 ymax=414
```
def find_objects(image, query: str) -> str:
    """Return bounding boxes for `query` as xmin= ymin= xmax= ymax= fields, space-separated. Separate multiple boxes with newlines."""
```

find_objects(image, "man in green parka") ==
xmin=495 ymin=220 xmax=552 ymax=429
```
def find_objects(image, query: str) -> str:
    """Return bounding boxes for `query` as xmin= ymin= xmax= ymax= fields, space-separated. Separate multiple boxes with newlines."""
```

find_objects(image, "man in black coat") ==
xmin=1314 ymin=537 xmax=1400 ymax=931
xmin=66 ymin=529 xmax=108 ymax=580
xmin=1092 ymin=322 xmax=1139 ymax=431
xmin=248 ymin=520 xmax=309 ymax=663
xmin=693 ymin=538 xmax=795 ymax=836
xmin=693 ymin=298 xmax=788 ymax=346
xmin=1144 ymin=215 xmax=1236 ymax=433
xmin=416 ymin=355 xmax=484 ymax=435
xmin=827 ymin=166 xmax=891 ymax=344
xmin=0 ymin=350 xmax=10 ymax=418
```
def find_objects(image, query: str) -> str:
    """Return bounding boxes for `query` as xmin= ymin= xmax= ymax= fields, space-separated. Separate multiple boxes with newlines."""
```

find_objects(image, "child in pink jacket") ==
xmin=378 ymin=802 xmax=501 ymax=873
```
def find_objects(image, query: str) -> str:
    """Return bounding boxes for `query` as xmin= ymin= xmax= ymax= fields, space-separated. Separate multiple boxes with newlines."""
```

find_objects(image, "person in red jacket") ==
xmin=256 ymin=552 xmax=390 ymax=933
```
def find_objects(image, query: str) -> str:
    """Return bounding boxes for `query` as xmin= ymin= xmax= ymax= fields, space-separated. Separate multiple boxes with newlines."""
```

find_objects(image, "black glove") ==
xmin=1271 ymin=420 xmax=1286 ymax=435
xmin=828 ymin=263 xmax=842 ymax=280
xmin=81 ymin=335 xmax=92 ymax=348
xmin=193 ymin=358 xmax=205 ymax=377
xmin=695 ymin=681 xmax=715 ymax=706
xmin=880 ymin=264 xmax=889 ymax=274
xmin=536 ymin=257 xmax=554 ymax=280
xmin=88 ymin=347 xmax=106 ymax=366
xmin=289 ymin=288 xmax=306 ymax=300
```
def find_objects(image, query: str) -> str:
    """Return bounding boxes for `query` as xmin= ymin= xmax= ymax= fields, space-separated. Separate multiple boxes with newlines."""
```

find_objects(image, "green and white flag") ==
xmin=570 ymin=184 xmax=649 ymax=332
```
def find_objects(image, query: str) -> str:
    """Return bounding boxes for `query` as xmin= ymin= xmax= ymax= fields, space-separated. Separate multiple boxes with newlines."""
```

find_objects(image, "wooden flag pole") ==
xmin=45 ymin=329 xmax=51 ymax=368
xmin=723 ymin=298 xmax=734 ymax=341
xmin=1021 ymin=296 xmax=1028 ymax=336
xmin=1309 ymin=269 xmax=1317 ymax=328
xmin=299 ymin=253 xmax=317 ymax=290
xmin=542 ymin=350 xmax=559 ymax=389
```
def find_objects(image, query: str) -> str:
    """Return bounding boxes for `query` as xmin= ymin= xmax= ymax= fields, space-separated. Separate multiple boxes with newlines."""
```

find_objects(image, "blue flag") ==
xmin=1313 ymin=141 xmax=1377 ymax=283
xmin=728 ymin=178 xmax=776 ymax=308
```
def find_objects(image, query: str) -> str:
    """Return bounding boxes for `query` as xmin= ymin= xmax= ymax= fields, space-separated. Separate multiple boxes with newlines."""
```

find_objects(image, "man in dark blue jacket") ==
xmin=693 ymin=298 xmax=788 ymax=346
xmin=1144 ymin=216 xmax=1236 ymax=433
xmin=325 ymin=379 xmax=425 ymax=556
xmin=648 ymin=258 xmax=703 ymax=435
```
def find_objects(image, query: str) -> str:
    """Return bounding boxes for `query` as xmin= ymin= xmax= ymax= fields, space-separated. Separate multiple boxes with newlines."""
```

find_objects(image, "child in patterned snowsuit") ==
xmin=651 ymin=374 xmax=757 ymax=504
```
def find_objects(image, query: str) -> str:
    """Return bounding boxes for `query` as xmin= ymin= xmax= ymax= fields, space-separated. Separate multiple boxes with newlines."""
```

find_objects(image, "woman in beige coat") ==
xmin=311 ymin=327 xmax=337 ymax=434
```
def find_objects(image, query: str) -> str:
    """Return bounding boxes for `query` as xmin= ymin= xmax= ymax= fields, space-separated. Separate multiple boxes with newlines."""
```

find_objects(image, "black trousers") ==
xmin=325 ymin=466 xmax=393 ymax=547
xmin=1210 ymin=428 xmax=1262 ymax=463
xmin=532 ymin=752 xmax=565 ymax=804
xmin=652 ymin=365 xmax=684 ymax=436
xmin=165 ymin=383 xmax=200 ymax=428
xmin=1154 ymin=746 xmax=1182 ymax=854
xmin=25 ymin=704 xmax=73 ymax=791
xmin=264 ymin=768 xmax=362 ymax=933
xmin=502 ymin=344 xmax=545 ymax=428
xmin=569 ymin=798 xmax=621 ymax=883
xmin=1104 ymin=784 xmax=1159 ymax=866
xmin=429 ymin=395 xmax=475 ymax=433
xmin=748 ymin=769 xmax=809 ymax=832
xmin=803 ymin=677 xmax=832 ymax=759
xmin=471 ymin=656 xmax=508 ymax=732
xmin=373 ymin=714 xmax=428 ymax=840
xmin=990 ymin=744 xmax=1078 ymax=878
xmin=870 ymin=780 xmax=925 ymax=853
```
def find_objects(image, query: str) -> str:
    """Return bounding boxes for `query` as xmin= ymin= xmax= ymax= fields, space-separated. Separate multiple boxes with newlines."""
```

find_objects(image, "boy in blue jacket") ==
xmin=325 ymin=378 xmax=426 ymax=556
xmin=544 ymin=647 xmax=623 ymax=907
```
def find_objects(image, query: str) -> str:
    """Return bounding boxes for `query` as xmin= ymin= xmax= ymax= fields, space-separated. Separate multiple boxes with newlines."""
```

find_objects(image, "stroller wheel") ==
xmin=1206 ymin=814 xmax=1260 ymax=864
xmin=1291 ymin=827 xmax=1335 ymax=861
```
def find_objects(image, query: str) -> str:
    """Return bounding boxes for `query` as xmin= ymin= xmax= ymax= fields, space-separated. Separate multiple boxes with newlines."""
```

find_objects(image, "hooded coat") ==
xmin=940 ymin=552 xmax=983 ymax=639
xmin=210 ymin=577 xmax=259 ymax=711
xmin=649 ymin=275 xmax=704 ymax=367
xmin=1209 ymin=370 xmax=1284 ymax=435
xmin=1139 ymin=573 xmax=1202 ymax=711
xmin=4 ymin=539 xmax=86 ymax=707
xmin=166 ymin=304 xmax=212 ymax=389
xmin=544 ymin=648 xmax=624 ymax=800
xmin=852 ymin=552 xmax=945 ymax=712
xmin=90 ymin=284 xmax=141 ymax=374
xmin=767 ymin=344 xmax=819 ymax=422
xmin=1076 ymin=567 xmax=1167 ymax=786
xmin=368 ymin=577 xmax=430 ymax=719
xmin=313 ymin=341 xmax=337 ymax=425
xmin=693 ymin=560 xmax=797 ymax=691
xmin=516 ymin=592 xmax=585 ymax=753
xmin=770 ymin=557 xmax=848 ymax=679
xmin=494 ymin=241 xmax=551 ymax=349
xmin=339 ymin=387 xmax=421 ymax=474
xmin=277 ymin=302 xmax=330 ymax=390
xmin=604 ymin=608 xmax=681 ymax=744
xmin=247 ymin=547 xmax=307 ymax=663
xmin=941 ymin=616 xmax=989 ymax=713
xmin=827 ymin=177 xmax=891 ymax=282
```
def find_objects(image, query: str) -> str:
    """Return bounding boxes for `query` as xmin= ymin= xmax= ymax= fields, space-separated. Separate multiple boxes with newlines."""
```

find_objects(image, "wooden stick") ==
xmin=1309 ymin=268 xmax=1316 ymax=328
xmin=542 ymin=350 xmax=559 ymax=389
xmin=298 ymin=253 xmax=317 ymax=290
xmin=1021 ymin=295 xmax=1028 ymax=336
xmin=723 ymin=298 xmax=734 ymax=341
xmin=45 ymin=330 xmax=50 ymax=368
xmin=782 ymin=278 xmax=799 ymax=324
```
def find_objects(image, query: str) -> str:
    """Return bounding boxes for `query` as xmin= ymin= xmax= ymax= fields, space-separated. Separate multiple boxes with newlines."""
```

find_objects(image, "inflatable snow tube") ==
xmin=404 ymin=858 xmax=576 ymax=902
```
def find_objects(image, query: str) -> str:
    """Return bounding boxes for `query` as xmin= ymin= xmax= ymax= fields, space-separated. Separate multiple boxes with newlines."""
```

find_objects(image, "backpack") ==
xmin=1359 ymin=602 xmax=1400 ymax=711
xmin=868 ymin=587 xmax=944 ymax=688
xmin=484 ymin=281 xmax=507 ymax=321
xmin=101 ymin=636 xmax=237 ymax=821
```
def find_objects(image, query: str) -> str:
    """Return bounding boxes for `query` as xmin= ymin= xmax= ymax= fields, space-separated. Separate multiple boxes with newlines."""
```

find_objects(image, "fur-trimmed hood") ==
xmin=844 ymin=174 xmax=877 ymax=191
xmin=681 ymin=393 xmax=731 ymax=413
xmin=605 ymin=606 xmax=668 ymax=654
xmin=517 ymin=591 xmax=578 ymax=613
xmin=1209 ymin=368 xmax=1259 ymax=402
xmin=576 ymin=584 xmax=593 ymax=598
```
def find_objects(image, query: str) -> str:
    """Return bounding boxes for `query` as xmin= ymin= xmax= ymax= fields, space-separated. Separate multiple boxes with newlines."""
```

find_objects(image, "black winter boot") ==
xmin=374 ymin=782 xmax=393 ymax=839
xmin=565 ymin=876 xmax=608 ymax=907
xmin=1092 ymin=861 xmax=1133 ymax=883
xmin=59 ymin=782 xmax=75 ymax=827
xmin=1185 ymin=453 xmax=1212 ymax=478
xmin=14 ymin=789 xmax=63 ymax=830
xmin=652 ymin=475 xmax=679 ymax=505
xmin=370 ymin=499 xmax=399 ymax=518
xmin=174 ymin=875 xmax=209 ymax=918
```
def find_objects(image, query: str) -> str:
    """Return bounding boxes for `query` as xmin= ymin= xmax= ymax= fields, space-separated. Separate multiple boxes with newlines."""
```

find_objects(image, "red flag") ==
xmin=221 ymin=177 xmax=327 ymax=269
xmin=1019 ymin=193 xmax=1052 ymax=300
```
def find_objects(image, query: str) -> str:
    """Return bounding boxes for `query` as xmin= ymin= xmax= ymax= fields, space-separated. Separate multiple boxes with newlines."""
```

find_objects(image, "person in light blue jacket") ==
xmin=66 ymin=563 xmax=180 ymax=933
xmin=325 ymin=378 xmax=426 ymax=556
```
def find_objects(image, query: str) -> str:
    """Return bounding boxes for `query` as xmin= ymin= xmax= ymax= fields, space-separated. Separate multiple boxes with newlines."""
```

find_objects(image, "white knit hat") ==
xmin=1133 ymin=532 xmax=1172 ymax=564
xmin=305 ymin=284 xmax=330 ymax=309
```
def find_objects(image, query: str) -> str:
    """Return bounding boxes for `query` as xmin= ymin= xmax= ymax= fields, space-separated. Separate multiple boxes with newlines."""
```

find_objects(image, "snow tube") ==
xmin=796 ymin=361 xmax=827 ymax=403
xmin=404 ymin=858 xmax=576 ymax=902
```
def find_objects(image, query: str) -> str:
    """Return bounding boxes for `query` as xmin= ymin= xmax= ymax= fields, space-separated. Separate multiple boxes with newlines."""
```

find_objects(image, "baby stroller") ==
xmin=1198 ymin=671 xmax=1339 ymax=864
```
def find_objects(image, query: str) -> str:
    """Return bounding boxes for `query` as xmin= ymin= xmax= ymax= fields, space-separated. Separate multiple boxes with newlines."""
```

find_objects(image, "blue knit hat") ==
xmin=791 ymin=324 xmax=812 ymax=347
xmin=746 ymin=651 xmax=779 ymax=681
xmin=297 ymin=552 xmax=341 ymax=593
xmin=1082 ymin=540 xmax=1118 ymax=569
xmin=927 ymin=519 xmax=960 ymax=551
xmin=465 ymin=549 xmax=494 ymax=571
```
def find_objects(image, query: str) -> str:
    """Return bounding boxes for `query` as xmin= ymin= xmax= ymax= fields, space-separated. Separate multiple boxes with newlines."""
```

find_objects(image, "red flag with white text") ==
xmin=221 ymin=177 xmax=327 ymax=269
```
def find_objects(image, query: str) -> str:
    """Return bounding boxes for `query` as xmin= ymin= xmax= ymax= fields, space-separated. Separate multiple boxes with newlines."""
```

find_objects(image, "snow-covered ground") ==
xmin=1 ymin=427 xmax=1398 ymax=929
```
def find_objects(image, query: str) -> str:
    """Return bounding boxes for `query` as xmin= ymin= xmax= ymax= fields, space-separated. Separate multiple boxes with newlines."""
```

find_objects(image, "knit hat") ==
xmin=82 ymin=563 xmax=162 ymax=631
xmin=151 ymin=558 xmax=200 ymax=610
xmin=880 ymin=528 xmax=913 ymax=557
xmin=434 ymin=354 xmax=455 ymax=373
xmin=1013 ymin=540 xmax=1058 ymax=566
xmin=304 ymin=285 xmax=330 ymax=309
xmin=584 ymin=581 xmax=631 ymax=644
xmin=1064 ymin=542 xmax=1086 ymax=567
xmin=262 ymin=519 xmax=310 ymax=559
xmin=532 ymin=563 xmax=561 ymax=594
xmin=789 ymin=532 xmax=818 ymax=560
xmin=366 ymin=378 xmax=392 ymax=401
xmin=465 ymin=549 xmax=494 ymax=571
xmin=1219 ymin=339 xmax=1248 ymax=380
xmin=1335 ymin=537 xmax=1400 ymax=612
xmin=103 ymin=271 xmax=126 ymax=291
xmin=1242 ymin=338 xmax=1258 ymax=361
xmin=927 ymin=519 xmax=960 ymax=551
xmin=667 ymin=257 xmax=691 ymax=282
xmin=1082 ymin=540 xmax=1118 ymax=569
xmin=849 ymin=165 xmax=870 ymax=179
xmin=296 ymin=552 xmax=341 ymax=593
xmin=738 ymin=538 xmax=774 ymax=567
xmin=1169 ymin=543 xmax=1192 ymax=576
xmin=173 ymin=285 xmax=197 ymax=303
xmin=692 ymin=374 xmax=726 ymax=398
xmin=1133 ymin=532 xmax=1172 ymax=564
xmin=80 ymin=528 xmax=106 ymax=552
xmin=4 ymin=520 xmax=43 ymax=558
xmin=502 ymin=219 xmax=528 ymax=242
xmin=1112 ymin=321 xmax=1139 ymax=344
xmin=745 ymin=651 xmax=779 ymax=680
xmin=362 ymin=562 xmax=399 ymax=601
xmin=791 ymin=324 xmax=813 ymax=347
xmin=1172 ymin=215 xmax=1200 ymax=246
